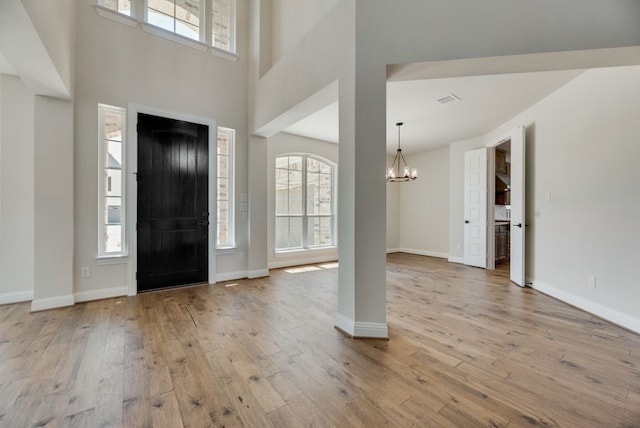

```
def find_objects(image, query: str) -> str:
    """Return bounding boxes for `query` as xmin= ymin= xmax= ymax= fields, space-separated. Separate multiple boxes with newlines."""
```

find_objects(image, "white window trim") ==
xmin=275 ymin=154 xmax=336 ymax=252
xmin=217 ymin=127 xmax=235 ymax=250
xmin=98 ymin=104 xmax=128 ymax=258
xmin=92 ymin=1 xmax=238 ymax=62
xmin=95 ymin=5 xmax=138 ymax=27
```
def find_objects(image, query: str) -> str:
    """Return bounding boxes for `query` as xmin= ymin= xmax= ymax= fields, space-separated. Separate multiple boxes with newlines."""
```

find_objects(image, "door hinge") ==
xmin=135 ymin=272 xmax=139 ymax=280
xmin=136 ymin=123 xmax=140 ymax=132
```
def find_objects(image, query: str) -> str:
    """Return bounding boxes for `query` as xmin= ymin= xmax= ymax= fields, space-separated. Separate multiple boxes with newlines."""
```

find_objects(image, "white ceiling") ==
xmin=282 ymin=69 xmax=584 ymax=154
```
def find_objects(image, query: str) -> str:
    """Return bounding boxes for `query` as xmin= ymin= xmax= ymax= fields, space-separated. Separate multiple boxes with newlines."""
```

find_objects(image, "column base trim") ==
xmin=31 ymin=294 xmax=75 ymax=312
xmin=335 ymin=313 xmax=389 ymax=339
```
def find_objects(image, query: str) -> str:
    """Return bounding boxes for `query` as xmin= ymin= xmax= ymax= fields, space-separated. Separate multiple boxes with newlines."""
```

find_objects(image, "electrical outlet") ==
xmin=588 ymin=275 xmax=596 ymax=289
xmin=80 ymin=266 xmax=91 ymax=278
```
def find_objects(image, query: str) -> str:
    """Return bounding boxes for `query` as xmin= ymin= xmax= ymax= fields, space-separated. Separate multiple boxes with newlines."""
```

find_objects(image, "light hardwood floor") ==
xmin=1 ymin=253 xmax=639 ymax=427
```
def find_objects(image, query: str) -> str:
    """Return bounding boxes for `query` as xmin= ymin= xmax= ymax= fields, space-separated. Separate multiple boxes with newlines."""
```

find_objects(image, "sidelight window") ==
xmin=275 ymin=155 xmax=335 ymax=251
xmin=217 ymin=127 xmax=234 ymax=248
xmin=98 ymin=104 xmax=127 ymax=257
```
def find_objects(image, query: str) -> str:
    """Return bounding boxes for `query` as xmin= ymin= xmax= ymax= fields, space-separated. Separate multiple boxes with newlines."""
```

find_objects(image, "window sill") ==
xmin=211 ymin=46 xmax=239 ymax=63
xmin=94 ymin=5 xmax=138 ymax=28
xmin=96 ymin=255 xmax=129 ymax=265
xmin=141 ymin=23 xmax=208 ymax=52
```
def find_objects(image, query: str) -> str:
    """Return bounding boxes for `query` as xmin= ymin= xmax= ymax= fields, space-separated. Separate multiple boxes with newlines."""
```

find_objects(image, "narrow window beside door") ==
xmin=217 ymin=127 xmax=235 ymax=248
xmin=98 ymin=104 xmax=127 ymax=257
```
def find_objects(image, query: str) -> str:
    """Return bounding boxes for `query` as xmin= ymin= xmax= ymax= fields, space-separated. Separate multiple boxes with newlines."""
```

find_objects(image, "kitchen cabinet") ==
xmin=495 ymin=223 xmax=509 ymax=264
xmin=495 ymin=187 xmax=511 ymax=205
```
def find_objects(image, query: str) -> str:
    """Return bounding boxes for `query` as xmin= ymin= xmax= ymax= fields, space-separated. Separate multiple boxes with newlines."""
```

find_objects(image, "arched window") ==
xmin=275 ymin=154 xmax=335 ymax=250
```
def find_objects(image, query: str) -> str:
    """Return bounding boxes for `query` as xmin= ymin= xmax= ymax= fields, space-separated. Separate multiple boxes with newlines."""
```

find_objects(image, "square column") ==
xmin=336 ymin=55 xmax=388 ymax=338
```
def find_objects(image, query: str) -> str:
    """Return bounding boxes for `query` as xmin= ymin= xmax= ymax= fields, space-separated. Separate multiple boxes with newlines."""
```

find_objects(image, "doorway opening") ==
xmin=493 ymin=139 xmax=511 ymax=276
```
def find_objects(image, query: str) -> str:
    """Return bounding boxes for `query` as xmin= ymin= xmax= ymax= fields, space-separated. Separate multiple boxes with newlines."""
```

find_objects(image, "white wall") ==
xmin=22 ymin=0 xmax=76 ymax=97
xmin=395 ymin=147 xmax=450 ymax=258
xmin=32 ymin=95 xmax=74 ymax=308
xmin=267 ymin=132 xmax=338 ymax=268
xmin=271 ymin=0 xmax=339 ymax=65
xmin=0 ymin=75 xmax=35 ymax=303
xmin=73 ymin=1 xmax=250 ymax=296
xmin=482 ymin=65 xmax=640 ymax=328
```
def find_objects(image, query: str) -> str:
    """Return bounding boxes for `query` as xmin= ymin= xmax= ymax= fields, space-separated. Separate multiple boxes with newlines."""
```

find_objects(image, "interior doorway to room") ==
xmin=464 ymin=126 xmax=525 ymax=287
xmin=136 ymin=113 xmax=210 ymax=292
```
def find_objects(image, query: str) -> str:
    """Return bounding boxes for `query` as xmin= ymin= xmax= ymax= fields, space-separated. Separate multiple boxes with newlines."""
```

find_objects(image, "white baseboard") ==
xmin=386 ymin=248 xmax=402 ymax=254
xmin=268 ymin=254 xmax=337 ymax=270
xmin=216 ymin=271 xmax=249 ymax=282
xmin=392 ymin=248 xmax=449 ymax=259
xmin=335 ymin=313 xmax=389 ymax=339
xmin=31 ymin=294 xmax=75 ymax=312
xmin=448 ymin=256 xmax=465 ymax=264
xmin=248 ymin=269 xmax=269 ymax=279
xmin=531 ymin=279 xmax=640 ymax=335
xmin=0 ymin=290 xmax=34 ymax=305
xmin=74 ymin=287 xmax=127 ymax=303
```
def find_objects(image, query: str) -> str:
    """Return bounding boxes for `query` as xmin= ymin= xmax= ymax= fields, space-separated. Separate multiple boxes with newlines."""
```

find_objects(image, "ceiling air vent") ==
xmin=437 ymin=93 xmax=462 ymax=104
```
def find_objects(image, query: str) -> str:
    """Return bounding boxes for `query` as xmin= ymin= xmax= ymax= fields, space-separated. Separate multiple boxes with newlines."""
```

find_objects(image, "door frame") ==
xmin=486 ymin=126 xmax=524 ymax=275
xmin=126 ymin=104 xmax=217 ymax=296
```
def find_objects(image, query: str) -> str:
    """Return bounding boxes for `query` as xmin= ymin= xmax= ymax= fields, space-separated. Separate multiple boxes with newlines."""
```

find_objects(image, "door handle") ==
xmin=514 ymin=223 xmax=522 ymax=228
xmin=465 ymin=220 xmax=469 ymax=224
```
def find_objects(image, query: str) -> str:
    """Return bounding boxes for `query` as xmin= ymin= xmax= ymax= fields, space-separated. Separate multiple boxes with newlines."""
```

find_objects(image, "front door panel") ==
xmin=137 ymin=113 xmax=209 ymax=291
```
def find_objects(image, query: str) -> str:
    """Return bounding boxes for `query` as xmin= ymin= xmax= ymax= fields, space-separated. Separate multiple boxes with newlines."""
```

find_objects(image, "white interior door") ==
xmin=464 ymin=148 xmax=487 ymax=268
xmin=510 ymin=127 xmax=526 ymax=286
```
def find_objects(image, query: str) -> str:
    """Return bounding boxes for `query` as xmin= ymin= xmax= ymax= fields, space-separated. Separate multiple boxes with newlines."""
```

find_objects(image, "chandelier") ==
xmin=386 ymin=122 xmax=417 ymax=182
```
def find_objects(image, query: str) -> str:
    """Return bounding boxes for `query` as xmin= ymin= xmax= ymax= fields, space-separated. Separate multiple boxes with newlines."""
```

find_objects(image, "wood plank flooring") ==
xmin=1 ymin=253 xmax=639 ymax=427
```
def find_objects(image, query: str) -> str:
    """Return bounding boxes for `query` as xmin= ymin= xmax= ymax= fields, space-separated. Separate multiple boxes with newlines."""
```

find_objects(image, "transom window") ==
xmin=211 ymin=0 xmax=234 ymax=52
xmin=275 ymin=155 xmax=335 ymax=251
xmin=98 ymin=104 xmax=127 ymax=256
xmin=98 ymin=0 xmax=236 ymax=53
xmin=147 ymin=0 xmax=201 ymax=41
xmin=101 ymin=0 xmax=132 ymax=15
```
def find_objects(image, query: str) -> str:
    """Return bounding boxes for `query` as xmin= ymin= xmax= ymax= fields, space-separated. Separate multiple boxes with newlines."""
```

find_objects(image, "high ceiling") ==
xmin=283 ymin=69 xmax=584 ymax=154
